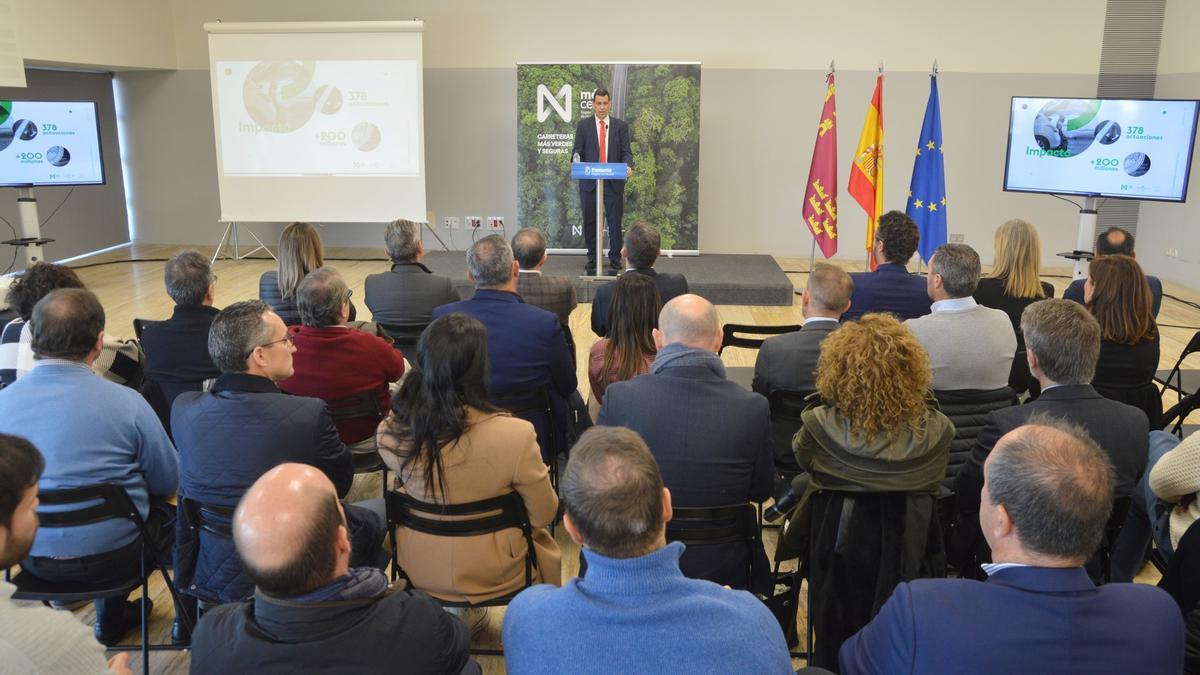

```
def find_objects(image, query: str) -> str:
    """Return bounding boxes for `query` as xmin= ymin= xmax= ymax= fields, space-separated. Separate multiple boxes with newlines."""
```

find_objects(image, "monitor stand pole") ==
xmin=1056 ymin=195 xmax=1099 ymax=281
xmin=1 ymin=187 xmax=55 ymax=270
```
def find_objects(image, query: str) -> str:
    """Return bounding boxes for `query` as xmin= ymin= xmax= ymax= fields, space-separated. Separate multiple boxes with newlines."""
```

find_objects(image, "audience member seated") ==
xmin=0 ymin=289 xmax=178 ymax=646
xmin=753 ymin=262 xmax=851 ymax=397
xmin=599 ymin=294 xmax=772 ymax=591
xmin=1065 ymin=226 xmax=1163 ymax=317
xmin=0 ymin=262 xmax=141 ymax=389
xmin=840 ymin=417 xmax=1183 ymax=675
xmin=190 ymin=463 xmax=477 ymax=675
xmin=376 ymin=314 xmax=561 ymax=615
xmin=171 ymin=300 xmax=383 ymax=614
xmin=953 ymin=299 xmax=1149 ymax=577
xmin=843 ymin=210 xmax=931 ymax=321
xmin=905 ymin=243 xmax=1016 ymax=391
xmin=279 ymin=267 xmax=404 ymax=445
xmin=588 ymin=272 xmax=659 ymax=406
xmin=259 ymin=221 xmax=356 ymax=326
xmin=1086 ymin=254 xmax=1162 ymax=423
xmin=364 ymin=218 xmax=459 ymax=332
xmin=0 ymin=434 xmax=133 ymax=674
xmin=433 ymin=235 xmax=577 ymax=461
xmin=513 ymin=227 xmax=578 ymax=323
xmin=502 ymin=426 xmax=794 ymax=675
xmin=139 ymin=250 xmax=222 ymax=435
xmin=972 ymin=218 xmax=1055 ymax=394
xmin=1120 ymin=430 xmax=1200 ymax=576
xmin=591 ymin=221 xmax=688 ymax=337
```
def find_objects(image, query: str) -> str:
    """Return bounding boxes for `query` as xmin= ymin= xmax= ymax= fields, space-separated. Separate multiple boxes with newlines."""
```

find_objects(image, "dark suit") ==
xmin=1064 ymin=274 xmax=1163 ymax=317
xmin=171 ymin=373 xmax=355 ymax=602
xmin=843 ymin=263 xmax=932 ymax=322
xmin=516 ymin=270 xmax=577 ymax=323
xmin=953 ymin=384 xmax=1149 ymax=564
xmin=364 ymin=262 xmax=460 ymax=328
xmin=432 ymin=290 xmax=577 ymax=458
xmin=572 ymin=115 xmax=633 ymax=265
xmin=139 ymin=304 xmax=222 ymax=436
xmin=598 ymin=351 xmax=774 ymax=591
xmin=751 ymin=319 xmax=837 ymax=395
xmin=839 ymin=566 xmax=1183 ymax=675
xmin=590 ymin=268 xmax=689 ymax=337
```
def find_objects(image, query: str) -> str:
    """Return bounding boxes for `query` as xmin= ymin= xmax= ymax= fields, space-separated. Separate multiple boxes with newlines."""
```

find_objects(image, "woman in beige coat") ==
xmin=377 ymin=313 xmax=561 ymax=604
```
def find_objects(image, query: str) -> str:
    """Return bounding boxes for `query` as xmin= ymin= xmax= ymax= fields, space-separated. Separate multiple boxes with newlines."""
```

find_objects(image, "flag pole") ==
xmin=866 ymin=60 xmax=883 ymax=271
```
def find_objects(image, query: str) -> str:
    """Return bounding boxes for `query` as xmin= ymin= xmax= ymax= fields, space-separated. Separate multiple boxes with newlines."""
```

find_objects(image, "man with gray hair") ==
xmin=433 ymin=235 xmax=577 ymax=462
xmin=842 ymin=417 xmax=1182 ymax=674
xmin=953 ymin=298 xmax=1149 ymax=577
xmin=280 ymin=267 xmax=405 ymax=444
xmin=599 ymin=294 xmax=773 ymax=591
xmin=0 ymin=288 xmax=178 ymax=646
xmin=171 ymin=300 xmax=385 ymax=619
xmin=364 ymin=218 xmax=459 ymax=332
xmin=512 ymin=227 xmax=577 ymax=323
xmin=905 ymin=243 xmax=1016 ymax=391
xmin=502 ymin=426 xmax=793 ymax=674
xmin=140 ymin=249 xmax=222 ymax=435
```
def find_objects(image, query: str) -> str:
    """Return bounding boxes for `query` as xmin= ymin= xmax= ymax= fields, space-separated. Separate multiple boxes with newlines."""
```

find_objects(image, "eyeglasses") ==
xmin=259 ymin=333 xmax=295 ymax=349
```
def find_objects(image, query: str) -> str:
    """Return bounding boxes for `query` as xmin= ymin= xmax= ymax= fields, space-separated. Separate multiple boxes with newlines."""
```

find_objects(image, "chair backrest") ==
xmin=377 ymin=322 xmax=428 ymax=353
xmin=491 ymin=385 xmax=553 ymax=418
xmin=561 ymin=321 xmax=578 ymax=370
xmin=767 ymin=389 xmax=813 ymax=474
xmin=326 ymin=389 xmax=385 ymax=423
xmin=132 ymin=318 xmax=154 ymax=341
xmin=666 ymin=503 xmax=760 ymax=548
xmin=719 ymin=323 xmax=803 ymax=355
xmin=1089 ymin=494 xmax=1133 ymax=584
xmin=385 ymin=490 xmax=536 ymax=587
xmin=1160 ymin=391 xmax=1200 ymax=438
xmin=35 ymin=483 xmax=144 ymax=530
xmin=180 ymin=497 xmax=235 ymax=540
xmin=1159 ymin=329 xmax=1200 ymax=396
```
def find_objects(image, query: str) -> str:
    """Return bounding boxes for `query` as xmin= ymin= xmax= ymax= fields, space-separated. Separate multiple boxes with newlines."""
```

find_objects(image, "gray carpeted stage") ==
xmin=418 ymin=251 xmax=794 ymax=306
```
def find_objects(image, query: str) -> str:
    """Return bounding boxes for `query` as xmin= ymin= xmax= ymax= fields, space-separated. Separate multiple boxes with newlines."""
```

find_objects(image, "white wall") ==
xmin=16 ymin=0 xmax=175 ymax=70
xmin=1137 ymin=0 xmax=1200 ymax=290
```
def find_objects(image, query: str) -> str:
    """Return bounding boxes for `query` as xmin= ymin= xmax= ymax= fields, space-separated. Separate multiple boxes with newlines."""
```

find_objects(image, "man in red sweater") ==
xmin=280 ymin=267 xmax=405 ymax=444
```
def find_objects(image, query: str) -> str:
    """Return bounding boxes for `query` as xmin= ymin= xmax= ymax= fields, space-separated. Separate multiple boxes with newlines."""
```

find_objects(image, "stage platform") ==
xmin=421 ymin=251 xmax=795 ymax=306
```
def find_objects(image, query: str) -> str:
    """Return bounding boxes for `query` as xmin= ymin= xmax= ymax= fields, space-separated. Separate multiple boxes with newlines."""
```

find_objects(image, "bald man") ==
xmin=190 ymin=464 xmax=477 ymax=675
xmin=598 ymin=294 xmax=773 ymax=592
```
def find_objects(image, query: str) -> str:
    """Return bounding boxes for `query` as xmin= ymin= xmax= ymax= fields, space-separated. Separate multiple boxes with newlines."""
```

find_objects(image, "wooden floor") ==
xmin=16 ymin=243 xmax=1198 ymax=673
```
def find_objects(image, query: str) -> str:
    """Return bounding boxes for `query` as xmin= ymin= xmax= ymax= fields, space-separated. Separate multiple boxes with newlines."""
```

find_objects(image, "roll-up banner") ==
xmin=517 ymin=62 xmax=701 ymax=254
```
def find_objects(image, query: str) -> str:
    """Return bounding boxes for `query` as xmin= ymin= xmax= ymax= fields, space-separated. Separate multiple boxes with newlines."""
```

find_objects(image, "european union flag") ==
xmin=907 ymin=75 xmax=947 ymax=264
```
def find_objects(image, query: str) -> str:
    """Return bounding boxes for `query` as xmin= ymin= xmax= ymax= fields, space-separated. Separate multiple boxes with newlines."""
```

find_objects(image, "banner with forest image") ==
xmin=517 ymin=63 xmax=701 ymax=252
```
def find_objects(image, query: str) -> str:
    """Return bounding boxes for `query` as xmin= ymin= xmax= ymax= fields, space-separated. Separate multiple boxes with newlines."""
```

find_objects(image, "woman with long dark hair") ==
xmin=588 ymin=272 xmax=660 ymax=405
xmin=1086 ymin=254 xmax=1161 ymax=422
xmin=376 ymin=313 xmax=561 ymax=605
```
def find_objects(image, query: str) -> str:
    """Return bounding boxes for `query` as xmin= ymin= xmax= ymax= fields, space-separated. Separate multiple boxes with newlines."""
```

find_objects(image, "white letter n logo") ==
xmin=537 ymin=84 xmax=572 ymax=123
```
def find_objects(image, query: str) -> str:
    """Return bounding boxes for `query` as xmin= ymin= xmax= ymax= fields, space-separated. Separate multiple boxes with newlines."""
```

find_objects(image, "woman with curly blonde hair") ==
xmin=788 ymin=312 xmax=951 ymax=488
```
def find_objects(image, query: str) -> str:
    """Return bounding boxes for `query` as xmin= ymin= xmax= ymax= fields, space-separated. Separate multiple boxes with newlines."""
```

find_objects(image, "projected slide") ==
xmin=1005 ymin=98 xmax=1200 ymax=201
xmin=0 ymin=101 xmax=104 ymax=186
xmin=215 ymin=60 xmax=419 ymax=177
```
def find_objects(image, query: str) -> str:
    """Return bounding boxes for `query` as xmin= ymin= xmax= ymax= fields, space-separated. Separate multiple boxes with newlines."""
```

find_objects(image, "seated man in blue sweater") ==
xmin=502 ymin=426 xmax=793 ymax=675
xmin=0 ymin=289 xmax=179 ymax=646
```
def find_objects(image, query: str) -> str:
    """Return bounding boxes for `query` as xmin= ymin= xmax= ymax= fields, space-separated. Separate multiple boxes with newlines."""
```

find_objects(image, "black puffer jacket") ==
xmin=934 ymin=387 xmax=1018 ymax=490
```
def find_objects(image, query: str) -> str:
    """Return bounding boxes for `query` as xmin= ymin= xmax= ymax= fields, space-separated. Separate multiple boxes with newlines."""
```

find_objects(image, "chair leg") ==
xmin=141 ymin=558 xmax=150 ymax=675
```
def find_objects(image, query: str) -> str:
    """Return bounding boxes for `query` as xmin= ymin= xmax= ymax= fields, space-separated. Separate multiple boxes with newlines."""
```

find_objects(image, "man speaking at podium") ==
xmin=573 ymin=88 xmax=633 ymax=275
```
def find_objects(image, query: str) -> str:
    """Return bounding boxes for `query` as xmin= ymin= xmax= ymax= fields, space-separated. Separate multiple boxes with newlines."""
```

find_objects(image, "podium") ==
xmin=571 ymin=161 xmax=629 ymax=280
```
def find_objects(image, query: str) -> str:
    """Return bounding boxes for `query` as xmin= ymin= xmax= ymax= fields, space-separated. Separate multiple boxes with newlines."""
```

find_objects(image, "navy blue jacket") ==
xmin=598 ymin=357 xmax=773 ymax=591
xmin=1065 ymin=274 xmax=1163 ymax=317
xmin=840 ymin=566 xmax=1183 ymax=675
xmin=843 ymin=263 xmax=932 ymax=322
xmin=572 ymin=115 xmax=633 ymax=195
xmin=433 ymin=290 xmax=577 ymax=457
xmin=171 ymin=373 xmax=353 ymax=602
xmin=590 ymin=267 xmax=689 ymax=337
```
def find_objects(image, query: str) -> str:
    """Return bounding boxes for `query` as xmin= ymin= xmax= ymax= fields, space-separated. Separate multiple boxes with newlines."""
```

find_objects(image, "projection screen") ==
xmin=205 ymin=21 xmax=426 ymax=223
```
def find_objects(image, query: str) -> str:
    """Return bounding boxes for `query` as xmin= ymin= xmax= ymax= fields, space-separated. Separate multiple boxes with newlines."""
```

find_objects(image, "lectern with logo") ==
xmin=570 ymin=161 xmax=629 ymax=280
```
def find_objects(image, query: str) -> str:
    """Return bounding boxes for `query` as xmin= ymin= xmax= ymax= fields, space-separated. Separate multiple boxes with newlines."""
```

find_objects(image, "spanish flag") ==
xmin=848 ymin=75 xmax=884 ymax=268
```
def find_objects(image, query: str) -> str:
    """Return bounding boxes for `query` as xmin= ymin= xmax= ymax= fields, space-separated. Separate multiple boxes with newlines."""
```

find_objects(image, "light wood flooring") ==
xmin=14 ymin=243 xmax=1198 ymax=673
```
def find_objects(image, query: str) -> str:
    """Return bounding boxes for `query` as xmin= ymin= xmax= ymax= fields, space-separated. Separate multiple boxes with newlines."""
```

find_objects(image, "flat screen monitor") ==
xmin=0 ymin=100 xmax=105 ymax=187
xmin=1003 ymin=96 xmax=1200 ymax=202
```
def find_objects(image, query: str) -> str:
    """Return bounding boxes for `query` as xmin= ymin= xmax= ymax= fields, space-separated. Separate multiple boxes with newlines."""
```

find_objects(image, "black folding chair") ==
xmin=1161 ymin=391 xmax=1200 ymax=440
xmin=178 ymin=497 xmax=238 ymax=619
xmin=385 ymin=490 xmax=537 ymax=656
xmin=491 ymin=385 xmax=560 ymax=489
xmin=132 ymin=318 xmax=155 ymax=341
xmin=327 ymin=389 xmax=389 ymax=497
xmin=5 ymin=483 xmax=193 ymax=673
xmin=718 ymin=323 xmax=802 ymax=355
xmin=377 ymin=322 xmax=428 ymax=354
xmin=1157 ymin=329 xmax=1200 ymax=399
xmin=665 ymin=503 xmax=763 ymax=584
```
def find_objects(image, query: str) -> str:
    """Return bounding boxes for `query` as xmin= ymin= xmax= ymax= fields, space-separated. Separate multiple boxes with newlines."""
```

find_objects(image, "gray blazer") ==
xmin=364 ymin=262 xmax=460 ymax=327
xmin=751 ymin=320 xmax=838 ymax=396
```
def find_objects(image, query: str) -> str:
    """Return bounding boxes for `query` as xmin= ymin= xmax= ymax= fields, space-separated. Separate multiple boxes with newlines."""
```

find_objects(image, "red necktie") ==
xmin=599 ymin=119 xmax=607 ymax=163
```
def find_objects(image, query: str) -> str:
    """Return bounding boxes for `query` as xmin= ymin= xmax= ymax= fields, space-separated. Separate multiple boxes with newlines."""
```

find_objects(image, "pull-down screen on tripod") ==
xmin=1003 ymin=97 xmax=1200 ymax=202
xmin=0 ymin=100 xmax=105 ymax=187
